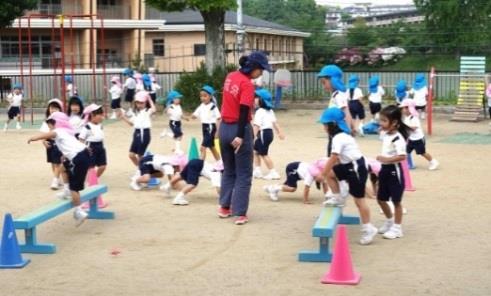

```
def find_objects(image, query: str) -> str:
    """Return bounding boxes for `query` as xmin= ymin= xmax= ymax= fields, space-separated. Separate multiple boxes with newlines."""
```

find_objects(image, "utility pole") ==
xmin=236 ymin=0 xmax=245 ymax=56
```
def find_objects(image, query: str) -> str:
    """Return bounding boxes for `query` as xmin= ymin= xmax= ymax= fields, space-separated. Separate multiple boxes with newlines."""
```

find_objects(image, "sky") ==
xmin=315 ymin=0 xmax=414 ymax=7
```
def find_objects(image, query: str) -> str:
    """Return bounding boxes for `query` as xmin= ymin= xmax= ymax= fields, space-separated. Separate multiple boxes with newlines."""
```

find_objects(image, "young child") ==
xmin=317 ymin=65 xmax=352 ymax=128
xmin=150 ymin=76 xmax=162 ymax=104
xmin=134 ymin=72 xmax=144 ymax=92
xmin=163 ymin=158 xmax=223 ymax=206
xmin=376 ymin=105 xmax=411 ymax=239
xmin=130 ymin=153 xmax=186 ymax=191
xmin=65 ymin=75 xmax=78 ymax=99
xmin=40 ymin=98 xmax=64 ymax=190
xmin=67 ymin=96 xmax=84 ymax=138
xmin=123 ymin=68 xmax=136 ymax=114
xmin=28 ymin=112 xmax=90 ymax=225
xmin=161 ymin=90 xmax=186 ymax=154
xmin=320 ymin=107 xmax=377 ymax=245
xmin=409 ymin=73 xmax=429 ymax=119
xmin=263 ymin=158 xmax=329 ymax=204
xmin=109 ymin=76 xmax=123 ymax=119
xmin=191 ymin=85 xmax=222 ymax=161
xmin=79 ymin=104 xmax=107 ymax=178
xmin=3 ymin=83 xmax=23 ymax=131
xmin=120 ymin=91 xmax=156 ymax=173
xmin=395 ymin=80 xmax=409 ymax=105
xmin=347 ymin=74 xmax=365 ymax=136
xmin=487 ymin=83 xmax=491 ymax=120
xmin=400 ymin=99 xmax=439 ymax=170
xmin=368 ymin=76 xmax=385 ymax=121
xmin=252 ymin=88 xmax=285 ymax=180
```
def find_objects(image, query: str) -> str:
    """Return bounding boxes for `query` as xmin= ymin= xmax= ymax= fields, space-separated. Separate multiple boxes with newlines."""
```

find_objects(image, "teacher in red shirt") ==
xmin=217 ymin=51 xmax=271 ymax=225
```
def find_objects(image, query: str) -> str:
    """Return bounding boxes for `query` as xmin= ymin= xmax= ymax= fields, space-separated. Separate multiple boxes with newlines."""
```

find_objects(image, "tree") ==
xmin=146 ymin=0 xmax=236 ymax=73
xmin=346 ymin=18 xmax=375 ymax=48
xmin=0 ymin=0 xmax=38 ymax=28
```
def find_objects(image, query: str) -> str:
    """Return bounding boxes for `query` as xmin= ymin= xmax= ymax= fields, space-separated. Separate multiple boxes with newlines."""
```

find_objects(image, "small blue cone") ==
xmin=407 ymin=153 xmax=415 ymax=170
xmin=0 ymin=214 xmax=30 ymax=269
xmin=143 ymin=151 xmax=161 ymax=189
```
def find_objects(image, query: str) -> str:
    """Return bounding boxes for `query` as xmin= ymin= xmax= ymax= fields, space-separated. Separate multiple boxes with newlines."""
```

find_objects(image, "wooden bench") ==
xmin=13 ymin=185 xmax=114 ymax=254
xmin=298 ymin=207 xmax=359 ymax=262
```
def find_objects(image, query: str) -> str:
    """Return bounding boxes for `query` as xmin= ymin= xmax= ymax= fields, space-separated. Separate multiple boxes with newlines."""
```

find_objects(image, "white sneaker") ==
xmin=110 ymin=112 xmax=117 ymax=119
xmin=358 ymin=125 xmax=365 ymax=137
xmin=378 ymin=219 xmax=394 ymax=234
xmin=160 ymin=182 xmax=171 ymax=194
xmin=56 ymin=189 xmax=71 ymax=200
xmin=253 ymin=167 xmax=263 ymax=179
xmin=383 ymin=225 xmax=404 ymax=239
xmin=16 ymin=122 xmax=21 ymax=130
xmin=3 ymin=123 xmax=7 ymax=132
xmin=172 ymin=194 xmax=189 ymax=205
xmin=360 ymin=224 xmax=378 ymax=245
xmin=130 ymin=177 xmax=142 ymax=191
xmin=263 ymin=185 xmax=280 ymax=201
xmin=428 ymin=159 xmax=439 ymax=171
xmin=263 ymin=170 xmax=280 ymax=180
xmin=323 ymin=192 xmax=346 ymax=207
xmin=73 ymin=208 xmax=88 ymax=226
xmin=50 ymin=178 xmax=60 ymax=190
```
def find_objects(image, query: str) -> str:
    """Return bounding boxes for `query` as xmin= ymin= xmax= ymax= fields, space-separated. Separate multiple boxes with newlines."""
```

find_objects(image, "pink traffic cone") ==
xmin=401 ymin=159 xmax=415 ymax=192
xmin=321 ymin=225 xmax=361 ymax=285
xmin=83 ymin=168 xmax=108 ymax=209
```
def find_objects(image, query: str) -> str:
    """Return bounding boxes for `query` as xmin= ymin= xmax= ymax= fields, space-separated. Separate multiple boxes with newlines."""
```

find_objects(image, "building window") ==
xmin=153 ymin=39 xmax=165 ymax=56
xmin=97 ymin=0 xmax=117 ymax=5
xmin=194 ymin=44 xmax=206 ymax=56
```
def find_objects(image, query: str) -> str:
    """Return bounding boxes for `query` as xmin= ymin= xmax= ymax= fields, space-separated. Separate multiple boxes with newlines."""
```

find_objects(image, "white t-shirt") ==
xmin=54 ymin=129 xmax=86 ymax=161
xmin=7 ymin=93 xmax=23 ymax=107
xmin=201 ymin=162 xmax=222 ymax=188
xmin=151 ymin=82 xmax=161 ymax=94
xmin=253 ymin=108 xmax=276 ymax=130
xmin=66 ymin=84 xmax=77 ymax=97
xmin=110 ymin=85 xmax=123 ymax=99
xmin=124 ymin=77 xmax=136 ymax=90
xmin=131 ymin=109 xmax=153 ymax=129
xmin=410 ymin=87 xmax=428 ymax=107
xmin=69 ymin=115 xmax=84 ymax=135
xmin=331 ymin=132 xmax=363 ymax=164
xmin=167 ymin=104 xmax=183 ymax=121
xmin=368 ymin=86 xmax=385 ymax=103
xmin=79 ymin=122 xmax=104 ymax=142
xmin=193 ymin=103 xmax=221 ymax=124
xmin=403 ymin=115 xmax=424 ymax=141
xmin=136 ymin=82 xmax=144 ymax=92
xmin=395 ymin=90 xmax=409 ymax=103
xmin=149 ymin=155 xmax=175 ymax=176
xmin=296 ymin=162 xmax=315 ymax=187
xmin=348 ymin=88 xmax=363 ymax=101
xmin=329 ymin=90 xmax=348 ymax=108
xmin=380 ymin=131 xmax=407 ymax=158
xmin=40 ymin=121 xmax=50 ymax=133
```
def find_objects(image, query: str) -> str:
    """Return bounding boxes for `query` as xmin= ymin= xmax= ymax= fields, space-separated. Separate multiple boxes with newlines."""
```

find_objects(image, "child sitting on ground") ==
xmin=130 ymin=153 xmax=187 ymax=191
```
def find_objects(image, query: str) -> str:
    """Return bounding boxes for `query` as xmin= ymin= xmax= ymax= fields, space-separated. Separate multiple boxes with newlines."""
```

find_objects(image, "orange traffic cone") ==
xmin=83 ymin=168 xmax=108 ymax=209
xmin=321 ymin=225 xmax=361 ymax=285
xmin=402 ymin=159 xmax=415 ymax=192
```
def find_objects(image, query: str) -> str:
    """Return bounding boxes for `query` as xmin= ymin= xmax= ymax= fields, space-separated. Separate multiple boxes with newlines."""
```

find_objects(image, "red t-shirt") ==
xmin=221 ymin=71 xmax=255 ymax=123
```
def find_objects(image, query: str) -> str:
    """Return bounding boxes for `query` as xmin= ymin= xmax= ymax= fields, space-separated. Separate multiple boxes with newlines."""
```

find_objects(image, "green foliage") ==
xmin=0 ymin=0 xmax=37 ymax=28
xmin=173 ymin=62 xmax=236 ymax=111
xmin=145 ymin=0 xmax=236 ymax=12
xmin=346 ymin=18 xmax=375 ymax=49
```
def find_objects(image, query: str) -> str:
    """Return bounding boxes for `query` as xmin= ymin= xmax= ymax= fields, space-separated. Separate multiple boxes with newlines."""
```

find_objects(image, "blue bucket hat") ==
xmin=369 ymin=76 xmax=380 ymax=94
xmin=166 ymin=90 xmax=183 ymax=106
xmin=319 ymin=107 xmax=351 ymax=134
xmin=13 ymin=83 xmax=23 ymax=90
xmin=64 ymin=75 xmax=73 ymax=83
xmin=254 ymin=89 xmax=273 ymax=109
xmin=242 ymin=51 xmax=271 ymax=73
xmin=317 ymin=65 xmax=343 ymax=79
xmin=201 ymin=85 xmax=215 ymax=96
xmin=395 ymin=80 xmax=407 ymax=100
xmin=413 ymin=73 xmax=427 ymax=90
xmin=331 ymin=76 xmax=347 ymax=92
xmin=123 ymin=68 xmax=133 ymax=77
xmin=142 ymin=74 xmax=152 ymax=87
xmin=348 ymin=74 xmax=359 ymax=89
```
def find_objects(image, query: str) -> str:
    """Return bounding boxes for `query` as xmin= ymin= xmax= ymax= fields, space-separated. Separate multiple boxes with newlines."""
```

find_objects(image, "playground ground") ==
xmin=0 ymin=110 xmax=490 ymax=296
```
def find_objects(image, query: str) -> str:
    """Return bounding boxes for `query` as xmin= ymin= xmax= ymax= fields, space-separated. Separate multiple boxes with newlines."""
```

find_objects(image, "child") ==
xmin=164 ymin=158 xmax=223 ymax=206
xmin=263 ymin=158 xmax=329 ymax=204
xmin=487 ymin=83 xmax=491 ymax=120
xmin=191 ymin=85 xmax=222 ymax=161
xmin=120 ymin=91 xmax=156 ymax=172
xmin=109 ymin=76 xmax=123 ymax=119
xmin=347 ymin=74 xmax=365 ymax=136
xmin=150 ymin=76 xmax=162 ymax=104
xmin=395 ymin=80 xmax=409 ymax=105
xmin=67 ymin=96 xmax=84 ymax=138
xmin=65 ymin=75 xmax=78 ymax=99
xmin=368 ymin=76 xmax=385 ymax=121
xmin=320 ymin=107 xmax=377 ymax=245
xmin=123 ymin=68 xmax=136 ymax=114
xmin=409 ymin=73 xmax=428 ymax=119
xmin=3 ymin=83 xmax=23 ymax=131
xmin=400 ymin=99 xmax=439 ymax=170
xmin=79 ymin=104 xmax=107 ymax=177
xmin=376 ymin=105 xmax=411 ymax=239
xmin=161 ymin=90 xmax=187 ymax=154
xmin=28 ymin=112 xmax=90 ymax=225
xmin=252 ymin=88 xmax=285 ymax=180
xmin=134 ymin=72 xmax=144 ymax=92
xmin=130 ymin=153 xmax=186 ymax=191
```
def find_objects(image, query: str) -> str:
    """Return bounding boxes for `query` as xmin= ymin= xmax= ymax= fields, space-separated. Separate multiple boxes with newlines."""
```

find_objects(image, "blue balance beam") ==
xmin=13 ymin=185 xmax=114 ymax=254
xmin=298 ymin=206 xmax=359 ymax=262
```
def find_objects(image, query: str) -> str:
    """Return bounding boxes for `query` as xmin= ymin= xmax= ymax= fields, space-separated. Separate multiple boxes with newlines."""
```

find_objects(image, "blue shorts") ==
xmin=202 ymin=123 xmax=217 ymax=148
xmin=8 ymin=106 xmax=21 ymax=119
xmin=125 ymin=89 xmax=135 ymax=102
xmin=254 ymin=129 xmax=274 ymax=156
xmin=150 ymin=93 xmax=157 ymax=103
xmin=138 ymin=155 xmax=159 ymax=175
xmin=348 ymin=100 xmax=365 ymax=120
xmin=333 ymin=157 xmax=368 ymax=198
xmin=88 ymin=142 xmax=107 ymax=167
xmin=284 ymin=162 xmax=301 ymax=188
xmin=377 ymin=163 xmax=405 ymax=203
xmin=180 ymin=159 xmax=204 ymax=186
xmin=46 ymin=141 xmax=63 ymax=164
xmin=63 ymin=149 xmax=90 ymax=192
xmin=170 ymin=120 xmax=183 ymax=139
xmin=129 ymin=128 xmax=151 ymax=156
xmin=111 ymin=98 xmax=121 ymax=109
xmin=407 ymin=138 xmax=426 ymax=155
xmin=369 ymin=102 xmax=382 ymax=115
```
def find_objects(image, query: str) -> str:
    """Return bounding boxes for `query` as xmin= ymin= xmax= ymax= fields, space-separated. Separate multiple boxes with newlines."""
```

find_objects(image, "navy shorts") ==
xmin=111 ymin=98 xmax=121 ymax=109
xmin=416 ymin=105 xmax=426 ymax=112
xmin=377 ymin=163 xmax=405 ymax=203
xmin=46 ymin=141 xmax=63 ymax=164
xmin=348 ymin=100 xmax=366 ymax=120
xmin=254 ymin=129 xmax=274 ymax=156
xmin=180 ymin=159 xmax=204 ymax=186
xmin=129 ymin=128 xmax=151 ymax=156
xmin=88 ymin=142 xmax=107 ymax=167
xmin=169 ymin=120 xmax=183 ymax=139
xmin=202 ymin=123 xmax=217 ymax=148
xmin=8 ymin=106 xmax=21 ymax=119
xmin=150 ymin=93 xmax=157 ymax=103
xmin=284 ymin=162 xmax=301 ymax=188
xmin=333 ymin=157 xmax=368 ymax=198
xmin=63 ymin=149 xmax=90 ymax=192
xmin=369 ymin=102 xmax=382 ymax=115
xmin=125 ymin=89 xmax=135 ymax=102
xmin=407 ymin=138 xmax=426 ymax=155
xmin=138 ymin=155 xmax=159 ymax=175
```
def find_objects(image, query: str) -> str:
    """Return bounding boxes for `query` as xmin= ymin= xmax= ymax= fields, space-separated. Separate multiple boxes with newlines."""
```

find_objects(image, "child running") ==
xmin=3 ymin=83 xmax=23 ymax=131
xmin=40 ymin=98 xmax=64 ymax=190
xmin=409 ymin=73 xmax=429 ymax=119
xmin=109 ymin=76 xmax=123 ymax=119
xmin=368 ymin=76 xmax=385 ymax=121
xmin=130 ymin=153 xmax=186 ymax=191
xmin=347 ymin=74 xmax=365 ymax=136
xmin=252 ymin=88 xmax=285 ymax=180
xmin=67 ymin=96 xmax=84 ymax=138
xmin=123 ymin=68 xmax=136 ymax=115
xmin=161 ymin=90 xmax=187 ymax=154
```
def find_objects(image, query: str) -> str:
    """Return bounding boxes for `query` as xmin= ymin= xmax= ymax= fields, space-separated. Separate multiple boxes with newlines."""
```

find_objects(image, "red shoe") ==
xmin=217 ymin=207 xmax=231 ymax=218
xmin=234 ymin=216 xmax=248 ymax=225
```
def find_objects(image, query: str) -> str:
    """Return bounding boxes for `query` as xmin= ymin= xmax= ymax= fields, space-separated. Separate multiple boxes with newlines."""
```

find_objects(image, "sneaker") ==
xmin=378 ymin=219 xmax=394 ymax=234
xmin=172 ymin=194 xmax=189 ymax=205
xmin=323 ymin=193 xmax=346 ymax=207
xmin=428 ymin=159 xmax=439 ymax=171
xmin=253 ymin=167 xmax=263 ymax=179
xmin=263 ymin=170 xmax=281 ymax=180
xmin=234 ymin=216 xmax=248 ymax=225
xmin=383 ymin=225 xmax=404 ymax=239
xmin=3 ymin=123 xmax=7 ymax=132
xmin=360 ymin=224 xmax=378 ymax=245
xmin=263 ymin=185 xmax=280 ymax=201
xmin=73 ymin=208 xmax=88 ymax=227
xmin=50 ymin=178 xmax=60 ymax=190
xmin=130 ymin=177 xmax=142 ymax=191
xmin=160 ymin=182 xmax=171 ymax=194
xmin=217 ymin=207 xmax=231 ymax=218
xmin=56 ymin=189 xmax=71 ymax=200
xmin=110 ymin=112 xmax=117 ymax=119
xmin=358 ymin=125 xmax=365 ymax=137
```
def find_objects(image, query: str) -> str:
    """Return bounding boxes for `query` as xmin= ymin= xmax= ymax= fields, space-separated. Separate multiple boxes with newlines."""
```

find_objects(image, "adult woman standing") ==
xmin=218 ymin=51 xmax=271 ymax=225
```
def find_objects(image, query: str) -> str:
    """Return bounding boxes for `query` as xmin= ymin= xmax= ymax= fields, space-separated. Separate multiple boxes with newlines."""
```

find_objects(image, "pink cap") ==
xmin=169 ymin=154 xmax=188 ymax=171
xmin=83 ymin=103 xmax=102 ymax=116
xmin=399 ymin=99 xmax=419 ymax=117
xmin=135 ymin=91 xmax=150 ymax=103
xmin=308 ymin=158 xmax=328 ymax=177
xmin=366 ymin=158 xmax=381 ymax=175
xmin=48 ymin=111 xmax=75 ymax=135
xmin=47 ymin=98 xmax=64 ymax=112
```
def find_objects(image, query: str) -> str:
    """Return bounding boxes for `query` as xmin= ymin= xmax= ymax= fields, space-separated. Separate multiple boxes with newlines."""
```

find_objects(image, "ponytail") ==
xmin=380 ymin=105 xmax=411 ymax=140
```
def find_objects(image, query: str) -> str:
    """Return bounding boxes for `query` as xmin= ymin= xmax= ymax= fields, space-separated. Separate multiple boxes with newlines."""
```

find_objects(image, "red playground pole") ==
xmin=428 ymin=66 xmax=435 ymax=136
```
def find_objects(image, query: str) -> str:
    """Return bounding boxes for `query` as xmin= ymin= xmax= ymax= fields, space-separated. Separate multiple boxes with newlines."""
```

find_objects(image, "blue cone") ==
xmin=0 ymin=214 xmax=30 ymax=268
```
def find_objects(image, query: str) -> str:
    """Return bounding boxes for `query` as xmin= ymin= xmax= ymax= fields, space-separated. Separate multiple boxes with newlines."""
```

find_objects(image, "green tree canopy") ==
xmin=0 ymin=0 xmax=37 ymax=28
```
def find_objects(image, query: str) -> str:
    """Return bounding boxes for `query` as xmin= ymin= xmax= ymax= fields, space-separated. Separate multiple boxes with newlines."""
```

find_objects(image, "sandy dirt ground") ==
xmin=0 ymin=110 xmax=490 ymax=296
